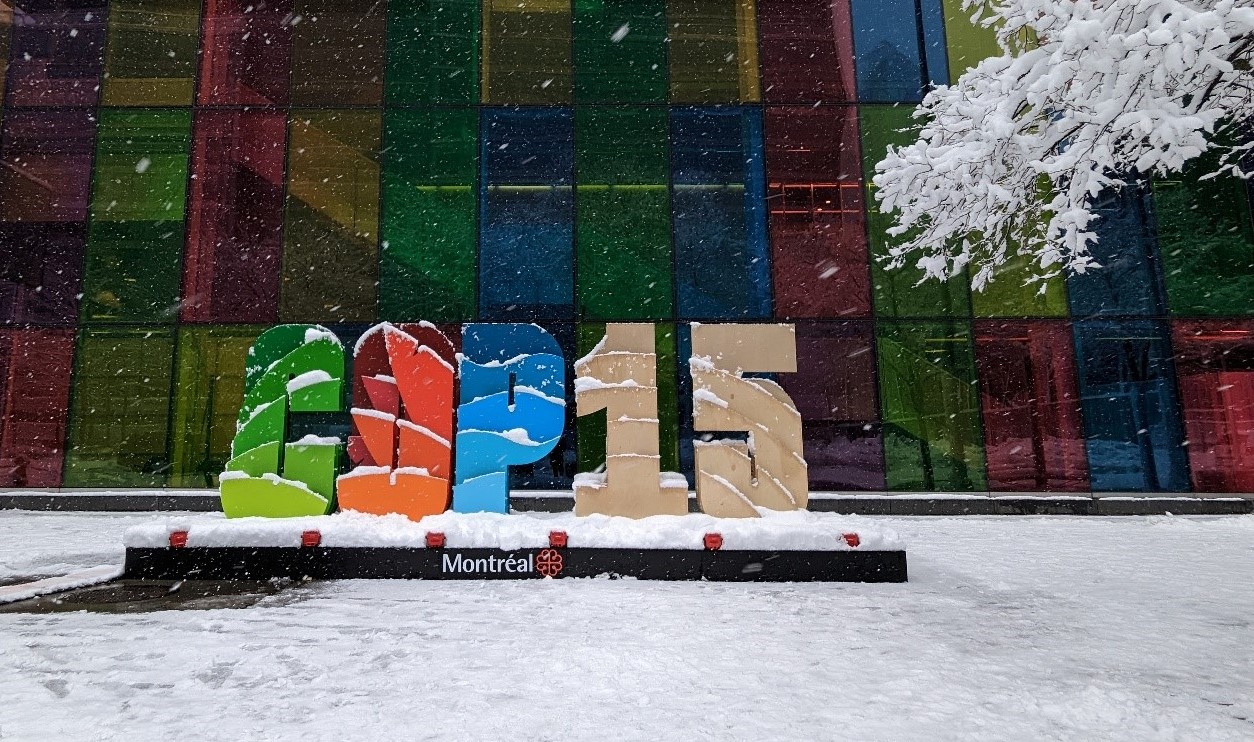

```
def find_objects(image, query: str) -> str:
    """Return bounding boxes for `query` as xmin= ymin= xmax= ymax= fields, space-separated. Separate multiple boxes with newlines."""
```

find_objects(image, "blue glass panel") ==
xmin=1073 ymin=320 xmax=1190 ymax=492
xmin=671 ymin=107 xmax=771 ymax=320
xmin=851 ymin=0 xmax=948 ymax=102
xmin=479 ymin=108 xmax=574 ymax=320
xmin=1067 ymin=186 xmax=1167 ymax=317
xmin=919 ymin=0 xmax=950 ymax=87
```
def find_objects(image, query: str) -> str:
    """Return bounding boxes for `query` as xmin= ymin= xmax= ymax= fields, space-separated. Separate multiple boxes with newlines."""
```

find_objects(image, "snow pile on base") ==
xmin=0 ymin=564 xmax=123 ymax=605
xmin=124 ymin=510 xmax=901 ymax=552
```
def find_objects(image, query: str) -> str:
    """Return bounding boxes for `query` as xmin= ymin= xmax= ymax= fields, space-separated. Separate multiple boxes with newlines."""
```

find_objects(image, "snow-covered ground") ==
xmin=0 ymin=510 xmax=1251 ymax=741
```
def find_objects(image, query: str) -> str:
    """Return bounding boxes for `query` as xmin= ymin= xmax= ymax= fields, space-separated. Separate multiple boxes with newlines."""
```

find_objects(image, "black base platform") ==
xmin=124 ymin=546 xmax=908 ymax=583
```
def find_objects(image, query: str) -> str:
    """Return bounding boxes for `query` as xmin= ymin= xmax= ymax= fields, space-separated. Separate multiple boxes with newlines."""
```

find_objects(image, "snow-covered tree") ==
xmin=872 ymin=0 xmax=1254 ymax=290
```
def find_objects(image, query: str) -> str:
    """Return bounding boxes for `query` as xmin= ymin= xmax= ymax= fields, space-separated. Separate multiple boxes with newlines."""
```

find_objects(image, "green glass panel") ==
xmin=82 ymin=109 xmax=191 ymax=323
xmin=170 ymin=327 xmax=260 ymax=487
xmin=877 ymin=320 xmax=987 ymax=490
xmin=102 ymin=0 xmax=201 ymax=105
xmin=281 ymin=111 xmax=380 ymax=323
xmin=386 ymin=0 xmax=480 ymax=103
xmin=576 ymin=323 xmax=607 ymax=473
xmin=482 ymin=0 xmax=572 ymax=103
xmin=381 ymin=109 xmax=478 ymax=322
xmin=668 ymin=0 xmax=761 ymax=103
xmin=971 ymin=253 xmax=1069 ymax=317
xmin=576 ymin=107 xmax=672 ymax=320
xmin=941 ymin=0 xmax=1000 ymax=84
xmin=573 ymin=0 xmax=667 ymax=103
xmin=1155 ymin=155 xmax=1254 ymax=316
xmin=575 ymin=322 xmax=679 ymax=473
xmin=860 ymin=104 xmax=971 ymax=317
xmin=64 ymin=327 xmax=175 ymax=487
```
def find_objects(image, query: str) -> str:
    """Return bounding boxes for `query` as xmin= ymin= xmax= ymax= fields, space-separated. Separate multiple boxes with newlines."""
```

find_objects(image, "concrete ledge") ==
xmin=2 ymin=491 xmax=1251 ymax=516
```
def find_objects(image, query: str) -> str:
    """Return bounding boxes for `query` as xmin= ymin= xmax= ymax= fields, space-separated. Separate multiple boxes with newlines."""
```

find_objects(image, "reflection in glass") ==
xmin=671 ymin=107 xmax=771 ymax=319
xmin=878 ymin=320 xmax=986 ymax=490
xmin=1073 ymin=320 xmax=1189 ymax=492
xmin=183 ymin=110 xmax=286 ymax=323
xmin=1172 ymin=321 xmax=1254 ymax=492
xmin=281 ymin=111 xmax=381 ymax=323
xmin=479 ymin=108 xmax=574 ymax=320
xmin=0 ymin=329 xmax=74 ymax=487
xmin=766 ymin=106 xmax=868 ymax=317
xmin=975 ymin=321 xmax=1089 ymax=491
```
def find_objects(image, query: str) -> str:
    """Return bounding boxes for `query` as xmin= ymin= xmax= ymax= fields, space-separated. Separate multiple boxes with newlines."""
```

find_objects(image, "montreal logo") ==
xmin=441 ymin=550 xmax=564 ymax=577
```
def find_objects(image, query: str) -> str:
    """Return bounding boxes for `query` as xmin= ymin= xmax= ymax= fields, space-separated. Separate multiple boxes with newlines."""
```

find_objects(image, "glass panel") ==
xmin=971 ymin=253 xmax=1069 ymax=317
xmin=281 ymin=110 xmax=381 ymax=323
xmin=576 ymin=322 xmax=679 ymax=474
xmin=1171 ymin=320 xmax=1254 ymax=492
xmin=667 ymin=0 xmax=761 ymax=103
xmin=860 ymin=104 xmax=970 ymax=316
xmin=5 ymin=1 xmax=108 ymax=107
xmin=766 ymin=105 xmax=868 ymax=317
xmin=1155 ymin=159 xmax=1254 ymax=316
xmin=0 ymin=5 xmax=9 ymax=111
xmin=170 ymin=326 xmax=260 ymax=487
xmin=182 ymin=109 xmax=286 ymax=324
xmin=877 ymin=320 xmax=986 ymax=490
xmin=381 ymin=108 xmax=478 ymax=322
xmin=197 ymin=0 xmax=293 ymax=106
xmin=289 ymin=0 xmax=386 ymax=106
xmin=0 ymin=329 xmax=74 ymax=487
xmin=101 ymin=0 xmax=201 ymax=106
xmin=0 ymin=110 xmax=95 ymax=325
xmin=940 ymin=0 xmax=997 ymax=83
xmin=1066 ymin=185 xmax=1166 ymax=317
xmin=975 ymin=320 xmax=1089 ymax=491
xmin=64 ymin=327 xmax=175 ymax=487
xmin=386 ymin=0 xmax=480 ymax=103
xmin=757 ymin=0 xmax=855 ymax=102
xmin=671 ymin=107 xmax=771 ymax=319
xmin=780 ymin=321 xmax=885 ymax=490
xmin=572 ymin=0 xmax=667 ymax=103
xmin=482 ymin=0 xmax=572 ymax=104
xmin=479 ymin=107 xmax=574 ymax=320
xmin=576 ymin=106 xmax=672 ymax=320
xmin=82 ymin=108 xmax=191 ymax=323
xmin=1073 ymin=320 xmax=1189 ymax=492
xmin=851 ymin=0 xmax=948 ymax=102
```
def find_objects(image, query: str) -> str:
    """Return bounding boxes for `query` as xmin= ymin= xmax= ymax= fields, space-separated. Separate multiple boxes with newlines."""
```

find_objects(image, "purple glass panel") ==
xmin=767 ymin=106 xmax=869 ymax=318
xmin=975 ymin=321 xmax=1090 ymax=491
xmin=182 ymin=109 xmax=286 ymax=323
xmin=5 ymin=1 xmax=108 ymax=107
xmin=1172 ymin=321 xmax=1254 ymax=492
xmin=0 ymin=328 xmax=74 ymax=487
xmin=778 ymin=321 xmax=885 ymax=490
xmin=0 ymin=109 xmax=94 ymax=325
xmin=758 ymin=0 xmax=856 ymax=102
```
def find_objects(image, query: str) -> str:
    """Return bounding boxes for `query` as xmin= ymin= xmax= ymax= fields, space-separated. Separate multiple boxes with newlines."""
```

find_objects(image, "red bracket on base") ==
xmin=425 ymin=531 xmax=446 ymax=549
xmin=703 ymin=533 xmax=723 ymax=551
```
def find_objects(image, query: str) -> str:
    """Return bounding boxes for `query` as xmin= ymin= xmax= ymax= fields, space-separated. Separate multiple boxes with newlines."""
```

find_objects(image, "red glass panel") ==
xmin=182 ymin=109 xmax=285 ymax=323
xmin=197 ymin=0 xmax=293 ymax=105
xmin=5 ymin=1 xmax=108 ymax=107
xmin=766 ymin=106 xmax=869 ymax=317
xmin=975 ymin=321 xmax=1089 ymax=491
xmin=0 ymin=329 xmax=74 ymax=487
xmin=778 ymin=321 xmax=885 ymax=490
xmin=758 ymin=0 xmax=855 ymax=102
xmin=0 ymin=109 xmax=95 ymax=325
xmin=1172 ymin=320 xmax=1254 ymax=492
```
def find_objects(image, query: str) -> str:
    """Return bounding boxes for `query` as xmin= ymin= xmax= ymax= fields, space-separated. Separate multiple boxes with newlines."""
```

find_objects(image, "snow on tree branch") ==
xmin=872 ymin=0 xmax=1254 ymax=290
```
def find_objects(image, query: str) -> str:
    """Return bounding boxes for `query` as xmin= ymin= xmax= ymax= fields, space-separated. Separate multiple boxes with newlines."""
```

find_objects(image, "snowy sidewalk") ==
xmin=0 ymin=511 xmax=1251 ymax=741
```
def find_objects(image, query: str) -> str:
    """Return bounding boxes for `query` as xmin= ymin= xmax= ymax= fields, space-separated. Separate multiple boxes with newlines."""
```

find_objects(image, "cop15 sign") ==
xmin=221 ymin=322 xmax=808 ymax=521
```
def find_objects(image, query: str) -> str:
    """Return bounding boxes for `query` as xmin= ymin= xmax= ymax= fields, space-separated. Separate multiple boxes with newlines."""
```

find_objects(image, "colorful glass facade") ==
xmin=0 ymin=0 xmax=1250 ymax=495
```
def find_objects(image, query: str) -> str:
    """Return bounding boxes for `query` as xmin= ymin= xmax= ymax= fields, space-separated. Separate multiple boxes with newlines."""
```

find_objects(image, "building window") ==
xmin=1172 ymin=321 xmax=1254 ymax=492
